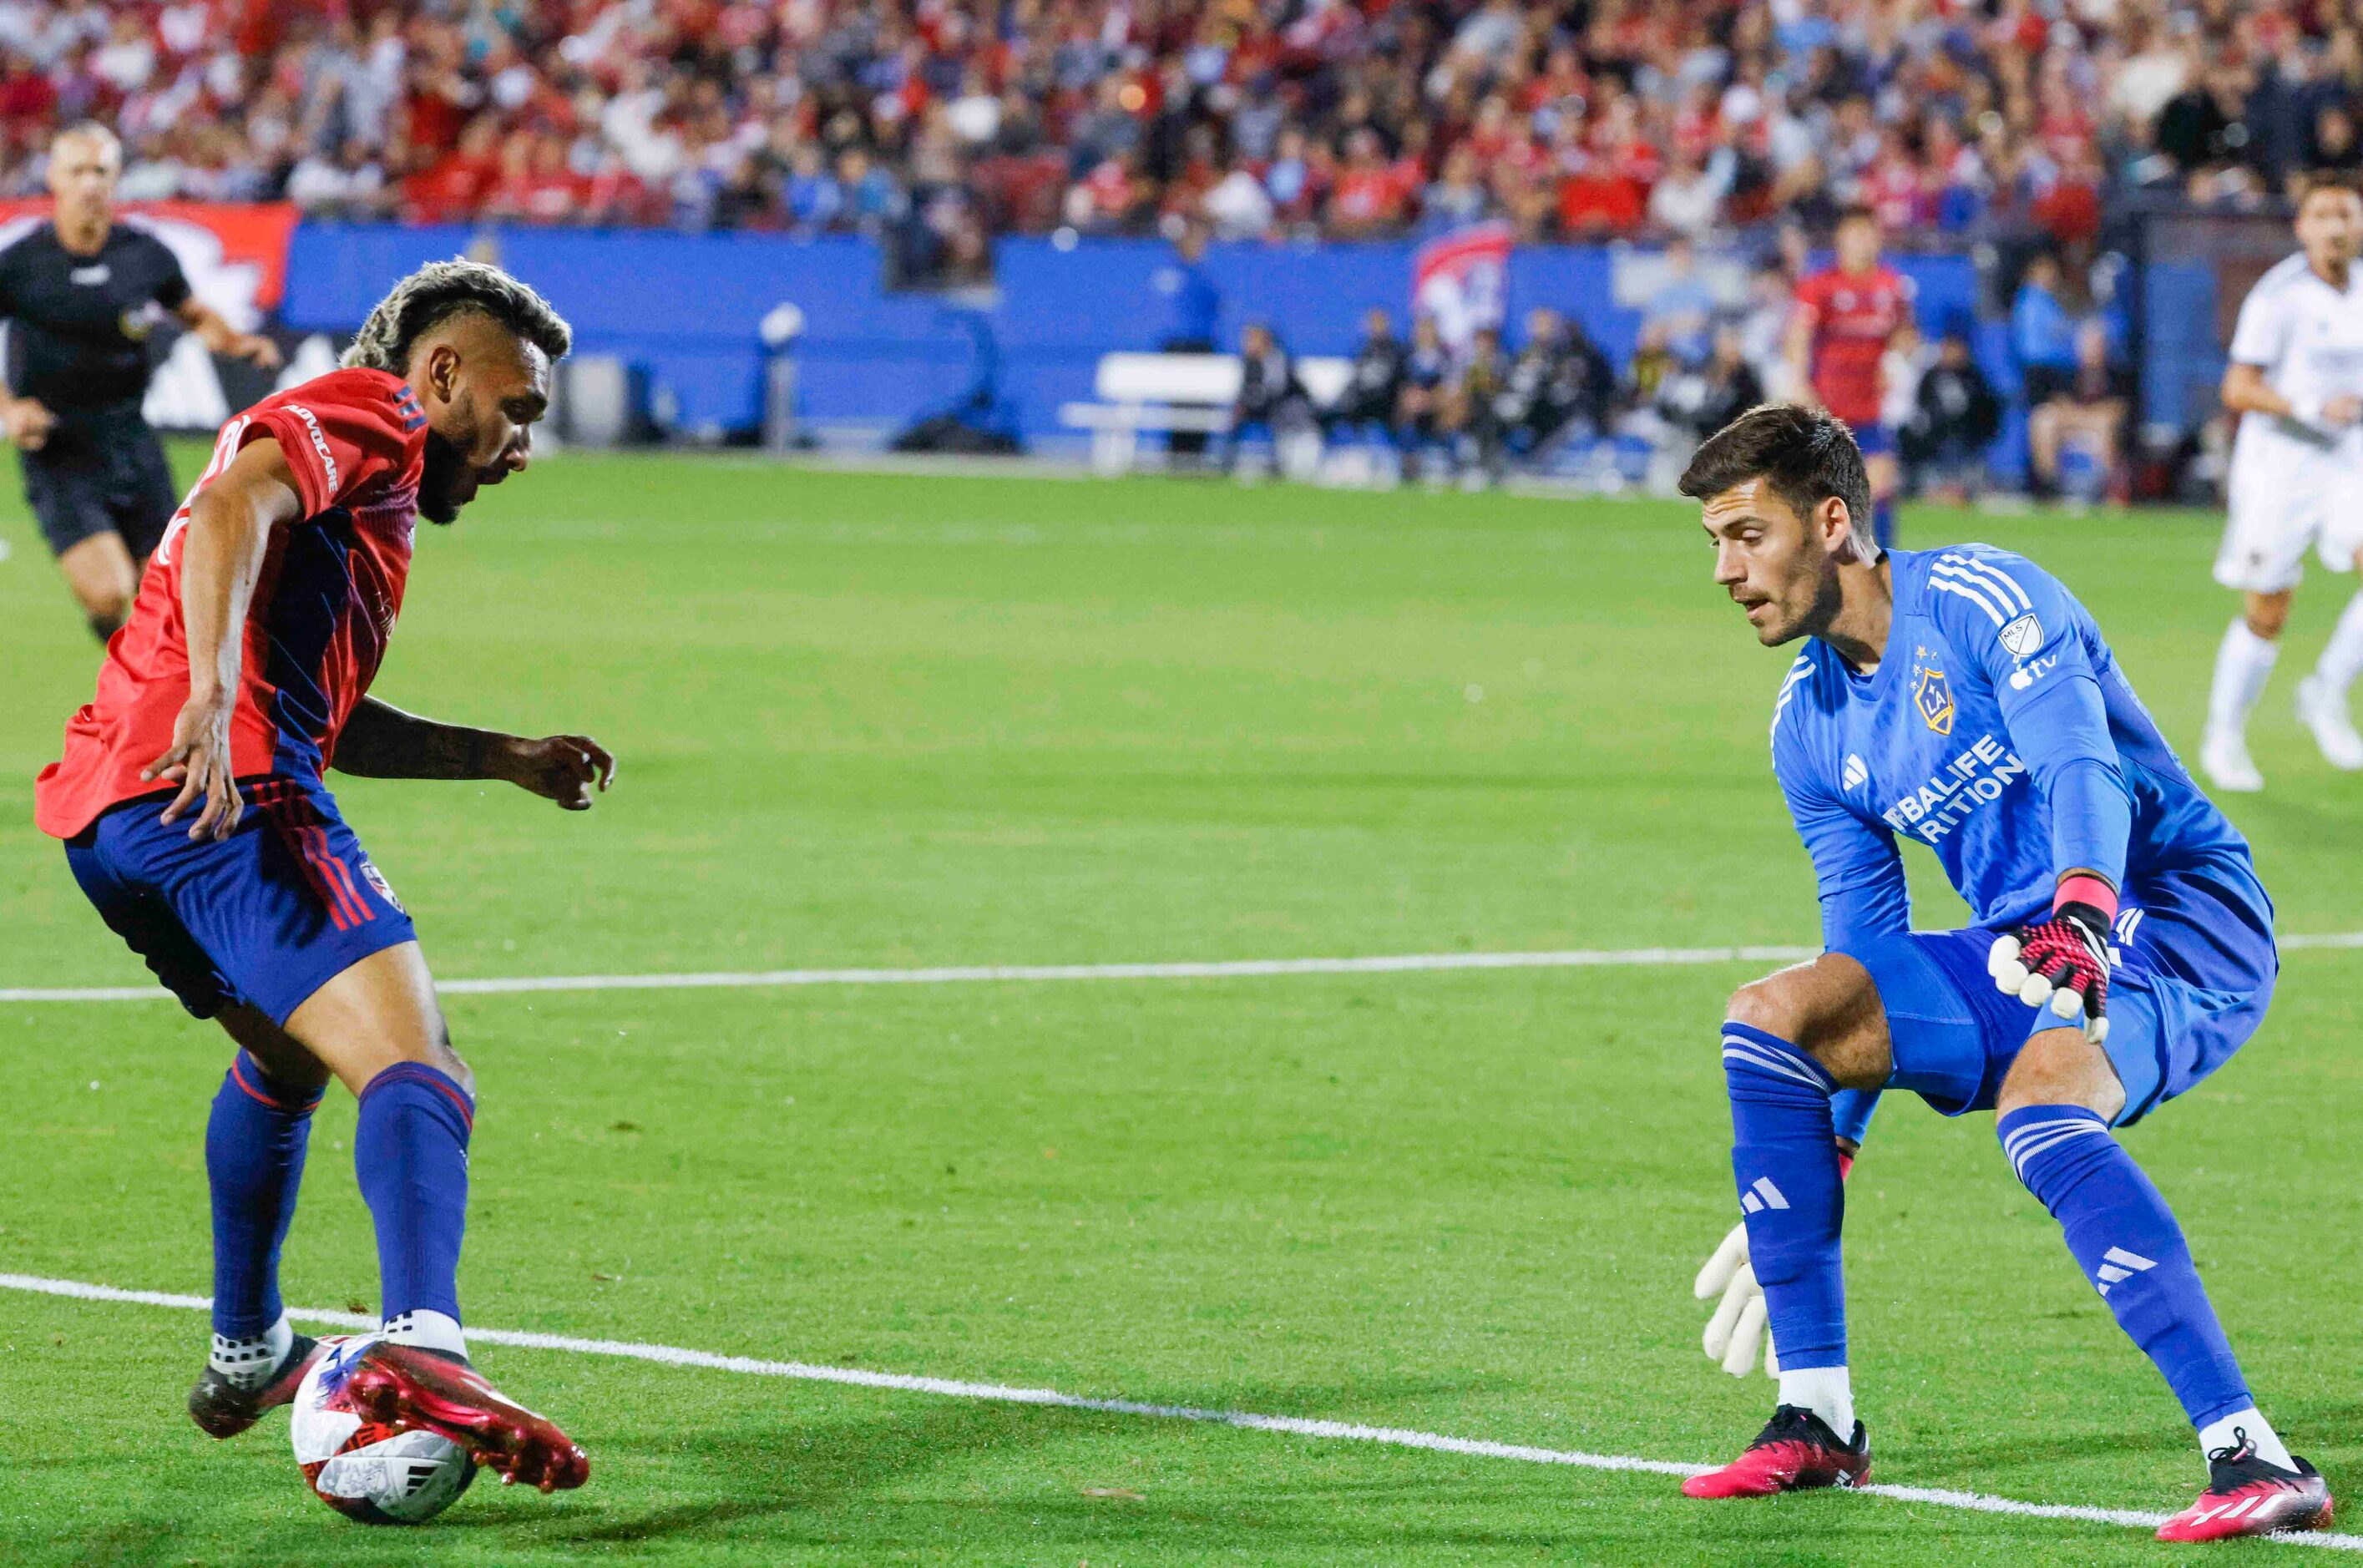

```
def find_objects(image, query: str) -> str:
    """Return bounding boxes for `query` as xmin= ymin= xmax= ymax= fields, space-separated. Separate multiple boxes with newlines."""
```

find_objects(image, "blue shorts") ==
xmin=1834 ymin=857 xmax=2277 ymax=1126
xmin=1846 ymin=420 xmax=1896 ymax=460
xmin=65 ymin=779 xmax=417 ymax=1026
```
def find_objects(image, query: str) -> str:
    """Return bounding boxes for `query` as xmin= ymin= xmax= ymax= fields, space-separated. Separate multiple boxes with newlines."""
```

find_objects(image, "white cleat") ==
xmin=2200 ymin=731 xmax=2264 ymax=793
xmin=2295 ymin=675 xmax=2363 ymax=771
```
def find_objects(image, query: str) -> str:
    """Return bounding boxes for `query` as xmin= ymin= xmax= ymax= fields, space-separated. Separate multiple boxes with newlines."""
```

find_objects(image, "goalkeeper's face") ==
xmin=1702 ymin=478 xmax=1846 ymax=648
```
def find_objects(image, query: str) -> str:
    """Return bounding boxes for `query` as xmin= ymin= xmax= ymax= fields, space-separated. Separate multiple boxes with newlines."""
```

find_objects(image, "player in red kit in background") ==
xmin=1788 ymin=206 xmax=1911 ymax=549
xmin=36 ymin=260 xmax=607 ymax=1490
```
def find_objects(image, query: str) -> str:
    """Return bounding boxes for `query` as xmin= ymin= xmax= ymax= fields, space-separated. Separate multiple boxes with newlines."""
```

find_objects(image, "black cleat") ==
xmin=188 ymin=1332 xmax=323 ymax=1439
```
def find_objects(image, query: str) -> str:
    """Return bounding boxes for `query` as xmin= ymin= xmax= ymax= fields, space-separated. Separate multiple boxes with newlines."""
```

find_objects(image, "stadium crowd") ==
xmin=0 ymin=0 xmax=2345 ymax=247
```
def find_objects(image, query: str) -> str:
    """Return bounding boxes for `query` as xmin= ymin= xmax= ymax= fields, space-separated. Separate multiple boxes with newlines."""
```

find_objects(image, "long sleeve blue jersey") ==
xmin=1770 ymin=545 xmax=2250 ymax=949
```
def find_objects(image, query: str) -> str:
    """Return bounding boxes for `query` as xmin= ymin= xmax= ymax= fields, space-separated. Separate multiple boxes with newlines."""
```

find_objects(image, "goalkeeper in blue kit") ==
xmin=1675 ymin=404 xmax=2330 ymax=1543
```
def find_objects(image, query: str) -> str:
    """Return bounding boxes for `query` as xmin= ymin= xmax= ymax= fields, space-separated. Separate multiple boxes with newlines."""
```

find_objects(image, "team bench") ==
xmin=1059 ymin=352 xmax=1354 ymax=474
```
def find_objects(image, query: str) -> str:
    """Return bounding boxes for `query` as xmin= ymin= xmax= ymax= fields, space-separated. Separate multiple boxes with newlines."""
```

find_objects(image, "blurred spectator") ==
xmin=1155 ymin=220 xmax=1221 ymax=458
xmin=1623 ymin=320 xmax=1682 ymax=417
xmin=286 ymin=139 xmax=389 ymax=220
xmin=837 ymin=149 xmax=905 ymax=233
xmin=784 ymin=145 xmax=844 ymax=235
xmin=1444 ymin=322 xmax=1512 ymax=481
xmin=2314 ymin=104 xmax=2363 ymax=183
xmin=1154 ymin=221 xmax=1220 ymax=355
xmin=1642 ymin=237 xmax=1718 ymax=365
xmin=1396 ymin=314 xmax=1455 ymax=479
xmin=1328 ymin=307 xmax=1408 ymax=445
xmin=1902 ymin=332 xmax=2004 ymax=503
xmin=1737 ymin=258 xmax=1798 ymax=401
xmin=1881 ymin=321 xmax=1925 ymax=439
xmin=2027 ymin=320 xmax=2133 ymax=503
xmin=1203 ymin=162 xmax=1275 ymax=240
xmin=1649 ymin=148 xmax=1731 ymax=239
xmin=1660 ymin=324 xmax=1767 ymax=440
xmin=2011 ymin=254 xmax=2080 ymax=412
xmin=1223 ymin=321 xmax=1313 ymax=473
xmin=1494 ymin=306 xmax=1614 ymax=463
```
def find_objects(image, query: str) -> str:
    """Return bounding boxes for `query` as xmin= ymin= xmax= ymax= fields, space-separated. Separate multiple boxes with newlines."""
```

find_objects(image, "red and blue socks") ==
xmin=205 ymin=1052 xmax=319 ymax=1383
xmin=1723 ymin=1021 xmax=1853 ymax=1430
xmin=355 ymin=1062 xmax=474 ymax=1356
xmin=1999 ymin=1105 xmax=2291 ymax=1468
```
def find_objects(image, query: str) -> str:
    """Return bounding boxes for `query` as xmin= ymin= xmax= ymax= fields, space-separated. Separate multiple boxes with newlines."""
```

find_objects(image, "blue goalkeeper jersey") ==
xmin=1769 ymin=544 xmax=2251 ymax=947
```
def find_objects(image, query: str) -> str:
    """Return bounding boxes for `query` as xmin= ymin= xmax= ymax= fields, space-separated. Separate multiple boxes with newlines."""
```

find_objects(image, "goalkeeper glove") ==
xmin=1694 ymin=1150 xmax=1853 ymax=1378
xmin=1986 ymin=873 xmax=2117 ymax=1045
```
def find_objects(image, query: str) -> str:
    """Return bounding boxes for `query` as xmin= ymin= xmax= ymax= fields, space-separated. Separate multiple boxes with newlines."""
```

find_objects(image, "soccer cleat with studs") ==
xmin=336 ymin=1342 xmax=589 ymax=1494
xmin=188 ymin=1332 xmax=323 ymax=1439
xmin=2155 ymin=1433 xmax=2333 ymax=1542
xmin=1681 ymin=1404 xmax=1870 ymax=1499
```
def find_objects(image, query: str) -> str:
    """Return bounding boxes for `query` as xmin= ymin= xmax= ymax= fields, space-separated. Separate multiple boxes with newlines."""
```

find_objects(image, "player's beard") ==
xmin=1779 ymin=554 xmax=1847 ymax=646
xmin=417 ymin=427 xmax=468 ymax=526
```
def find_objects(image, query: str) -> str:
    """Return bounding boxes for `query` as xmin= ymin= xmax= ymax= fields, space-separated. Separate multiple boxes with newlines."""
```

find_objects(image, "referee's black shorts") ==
xmin=24 ymin=402 xmax=179 ymax=561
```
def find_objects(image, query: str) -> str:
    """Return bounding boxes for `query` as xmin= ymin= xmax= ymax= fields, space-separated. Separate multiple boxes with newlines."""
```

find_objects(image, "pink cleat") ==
xmin=2156 ymin=1434 xmax=2331 ymax=1542
xmin=1682 ymin=1405 xmax=1870 ymax=1499
xmin=337 ymin=1341 xmax=589 ymax=1493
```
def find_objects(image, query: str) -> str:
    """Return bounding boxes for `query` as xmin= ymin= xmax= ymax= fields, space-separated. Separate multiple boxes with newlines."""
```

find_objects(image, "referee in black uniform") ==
xmin=4 ymin=124 xmax=279 ymax=640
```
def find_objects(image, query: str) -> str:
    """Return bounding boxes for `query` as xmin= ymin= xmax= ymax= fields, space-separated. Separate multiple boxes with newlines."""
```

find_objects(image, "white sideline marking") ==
xmin=4 ymin=1272 xmax=2359 ymax=1551
xmin=0 ymin=945 xmax=1825 ymax=1004
xmin=8 ymin=930 xmax=2363 ymax=1004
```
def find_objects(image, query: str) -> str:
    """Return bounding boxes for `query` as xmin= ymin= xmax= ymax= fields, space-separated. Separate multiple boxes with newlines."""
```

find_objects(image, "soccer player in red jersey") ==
xmin=36 ymin=260 xmax=608 ymax=1493
xmin=1787 ymin=205 xmax=1912 ymax=549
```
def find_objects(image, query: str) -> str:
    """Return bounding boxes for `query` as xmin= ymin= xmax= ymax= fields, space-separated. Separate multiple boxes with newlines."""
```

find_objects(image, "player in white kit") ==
xmin=2203 ymin=179 xmax=2363 ymax=792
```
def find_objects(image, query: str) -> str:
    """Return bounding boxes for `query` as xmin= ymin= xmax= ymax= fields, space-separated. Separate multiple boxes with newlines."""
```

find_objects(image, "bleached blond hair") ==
xmin=342 ymin=259 xmax=571 ymax=376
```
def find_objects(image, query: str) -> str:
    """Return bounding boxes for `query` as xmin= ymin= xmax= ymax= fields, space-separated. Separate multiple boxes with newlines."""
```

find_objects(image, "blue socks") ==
xmin=1830 ymin=1087 xmax=1880 ymax=1148
xmin=1723 ymin=1022 xmax=1849 ymax=1369
xmin=354 ymin=1062 xmax=474 ymax=1325
xmin=2000 ymin=1105 xmax=2253 ymax=1429
xmin=205 ymin=1052 xmax=320 ymax=1338
xmin=1872 ymin=497 xmax=1897 ymax=550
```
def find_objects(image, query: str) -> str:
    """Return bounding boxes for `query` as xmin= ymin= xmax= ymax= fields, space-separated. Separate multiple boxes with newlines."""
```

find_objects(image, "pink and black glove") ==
xmin=1987 ymin=874 xmax=2117 ymax=1044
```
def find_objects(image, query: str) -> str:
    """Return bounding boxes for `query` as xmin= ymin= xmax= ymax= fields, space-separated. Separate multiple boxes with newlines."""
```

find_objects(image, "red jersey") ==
xmin=36 ymin=369 xmax=428 ymax=840
xmin=1794 ymin=264 xmax=1910 ymax=426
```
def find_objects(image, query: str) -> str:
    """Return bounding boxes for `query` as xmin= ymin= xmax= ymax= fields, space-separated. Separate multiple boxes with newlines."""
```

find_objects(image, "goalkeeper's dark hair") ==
xmin=342 ymin=259 xmax=571 ymax=376
xmin=1678 ymin=402 xmax=1880 ymax=564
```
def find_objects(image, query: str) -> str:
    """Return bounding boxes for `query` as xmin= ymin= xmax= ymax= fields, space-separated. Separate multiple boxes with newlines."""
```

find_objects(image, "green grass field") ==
xmin=6 ymin=454 xmax=2363 ymax=1566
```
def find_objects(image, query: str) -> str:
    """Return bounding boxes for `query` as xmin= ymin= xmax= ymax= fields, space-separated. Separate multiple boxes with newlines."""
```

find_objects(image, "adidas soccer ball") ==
xmin=289 ymin=1334 xmax=477 ymax=1525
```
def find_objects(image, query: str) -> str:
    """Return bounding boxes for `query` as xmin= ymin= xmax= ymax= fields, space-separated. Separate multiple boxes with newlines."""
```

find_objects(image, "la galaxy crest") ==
xmin=1913 ymin=664 xmax=1955 ymax=736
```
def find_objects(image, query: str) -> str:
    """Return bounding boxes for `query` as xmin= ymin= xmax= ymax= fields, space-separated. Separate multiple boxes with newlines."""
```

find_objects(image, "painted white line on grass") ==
xmin=9 ymin=930 xmax=2363 ymax=1004
xmin=0 ymin=945 xmax=1822 ymax=1004
xmin=2285 ymin=930 xmax=2363 ymax=950
xmin=5 ymin=1272 xmax=2359 ymax=1551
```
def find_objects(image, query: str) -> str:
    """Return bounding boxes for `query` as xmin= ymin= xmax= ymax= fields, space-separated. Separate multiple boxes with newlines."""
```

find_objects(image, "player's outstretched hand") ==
xmin=235 ymin=334 xmax=284 ymax=371
xmin=2324 ymin=392 xmax=2363 ymax=428
xmin=1695 ymin=1220 xmax=1776 ymax=1378
xmin=503 ymin=734 xmax=616 ymax=811
xmin=3 ymin=396 xmax=56 ymax=451
xmin=145 ymin=690 xmax=242 ymax=842
xmin=1988 ymin=884 xmax=2114 ymax=1045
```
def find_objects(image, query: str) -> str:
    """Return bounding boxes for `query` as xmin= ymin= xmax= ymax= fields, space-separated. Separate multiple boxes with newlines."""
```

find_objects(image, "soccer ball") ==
xmin=289 ymin=1334 xmax=477 ymax=1525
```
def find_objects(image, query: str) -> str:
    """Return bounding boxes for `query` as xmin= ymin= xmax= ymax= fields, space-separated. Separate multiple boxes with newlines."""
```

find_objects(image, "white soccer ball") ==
xmin=290 ymin=1334 xmax=477 ymax=1525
